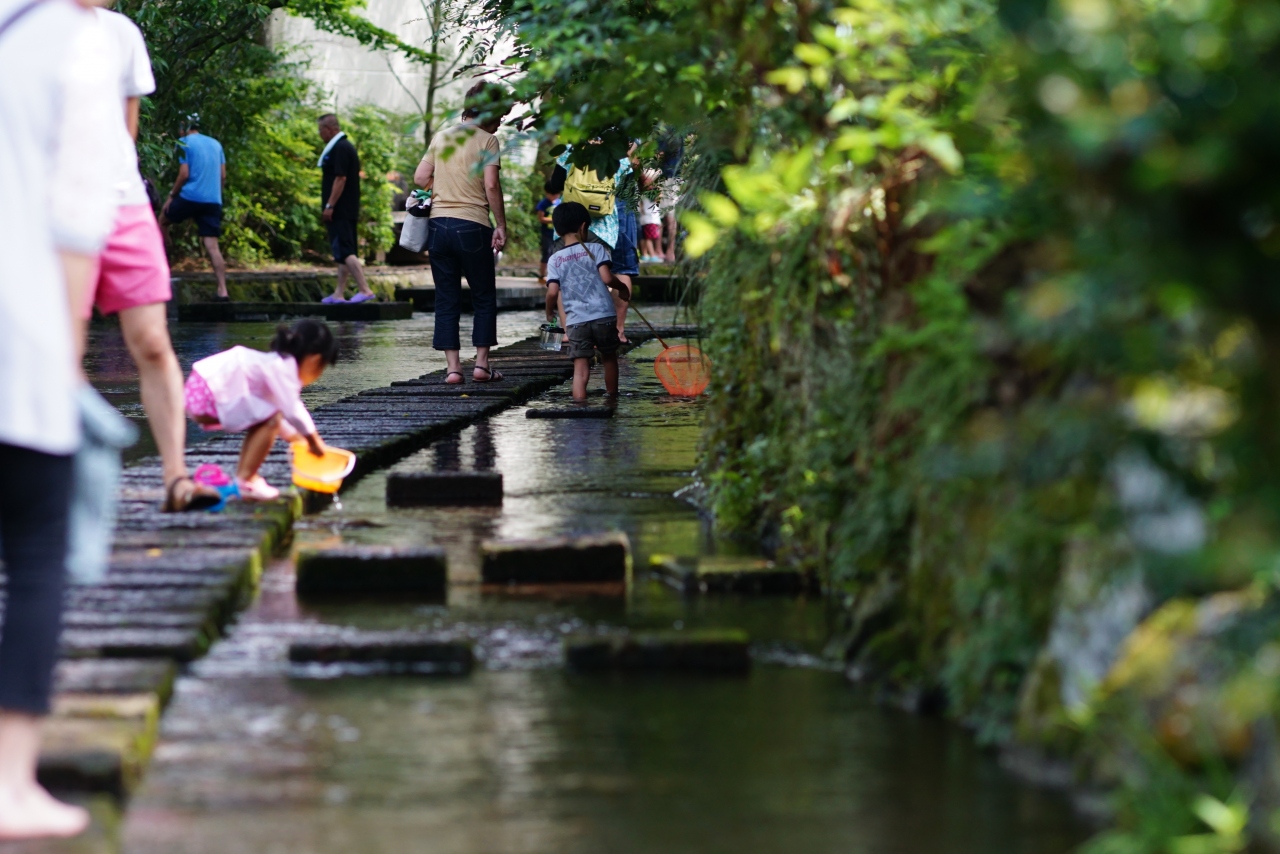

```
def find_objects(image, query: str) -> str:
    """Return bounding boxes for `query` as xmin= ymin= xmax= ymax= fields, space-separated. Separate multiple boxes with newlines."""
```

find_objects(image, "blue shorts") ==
xmin=611 ymin=202 xmax=640 ymax=277
xmin=165 ymin=196 xmax=222 ymax=237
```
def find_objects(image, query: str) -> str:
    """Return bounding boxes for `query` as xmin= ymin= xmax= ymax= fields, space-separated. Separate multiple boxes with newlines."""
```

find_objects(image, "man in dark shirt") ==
xmin=317 ymin=114 xmax=375 ymax=303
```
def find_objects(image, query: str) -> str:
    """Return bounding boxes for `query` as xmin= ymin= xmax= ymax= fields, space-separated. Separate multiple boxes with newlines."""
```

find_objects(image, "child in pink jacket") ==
xmin=184 ymin=318 xmax=337 ymax=500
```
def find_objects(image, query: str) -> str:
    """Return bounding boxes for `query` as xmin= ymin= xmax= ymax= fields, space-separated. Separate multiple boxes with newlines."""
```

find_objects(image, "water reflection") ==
xmin=110 ymin=338 xmax=1087 ymax=854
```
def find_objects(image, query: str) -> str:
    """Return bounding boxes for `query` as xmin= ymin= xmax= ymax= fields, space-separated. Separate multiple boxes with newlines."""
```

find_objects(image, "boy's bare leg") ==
xmin=603 ymin=353 xmax=619 ymax=397
xmin=202 ymin=237 xmax=227 ymax=298
xmin=343 ymin=254 xmax=374 ymax=297
xmin=572 ymin=358 xmax=591 ymax=401
xmin=237 ymin=414 xmax=280 ymax=482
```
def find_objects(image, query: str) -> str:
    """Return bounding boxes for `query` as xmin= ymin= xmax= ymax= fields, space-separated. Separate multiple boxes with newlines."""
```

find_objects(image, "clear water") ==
xmin=50 ymin=312 xmax=1089 ymax=853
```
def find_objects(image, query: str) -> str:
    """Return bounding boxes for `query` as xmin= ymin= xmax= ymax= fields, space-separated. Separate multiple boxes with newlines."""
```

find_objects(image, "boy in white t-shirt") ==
xmin=545 ymin=202 xmax=632 ymax=401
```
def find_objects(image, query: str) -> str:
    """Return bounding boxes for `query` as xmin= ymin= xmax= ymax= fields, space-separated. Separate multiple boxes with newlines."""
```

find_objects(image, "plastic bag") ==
xmin=400 ymin=194 xmax=431 ymax=253
xmin=66 ymin=386 xmax=137 ymax=584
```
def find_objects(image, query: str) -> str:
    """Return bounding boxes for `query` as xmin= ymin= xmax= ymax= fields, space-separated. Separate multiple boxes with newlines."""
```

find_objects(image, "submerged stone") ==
xmin=287 ymin=632 xmax=473 ymax=674
xmin=564 ymin=629 xmax=751 ymax=673
xmin=650 ymin=554 xmax=815 ymax=595
xmin=295 ymin=547 xmax=447 ymax=599
xmin=386 ymin=470 xmax=504 ymax=506
xmin=481 ymin=532 xmax=630 ymax=584
xmin=525 ymin=406 xmax=615 ymax=419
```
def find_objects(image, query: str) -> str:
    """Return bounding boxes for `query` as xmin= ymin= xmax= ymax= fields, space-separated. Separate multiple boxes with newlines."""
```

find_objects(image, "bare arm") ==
xmin=324 ymin=176 xmax=346 ymax=222
xmin=162 ymin=163 xmax=189 ymax=216
xmin=125 ymin=96 xmax=140 ymax=140
xmin=600 ymin=265 xmax=630 ymax=300
xmin=484 ymin=163 xmax=506 ymax=251
xmin=414 ymin=157 xmax=434 ymax=190
xmin=61 ymin=250 xmax=97 ymax=369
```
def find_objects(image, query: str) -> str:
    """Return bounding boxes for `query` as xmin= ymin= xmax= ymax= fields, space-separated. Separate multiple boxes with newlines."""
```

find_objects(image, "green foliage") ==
xmin=484 ymin=0 xmax=1280 ymax=846
xmin=122 ymin=0 xmax=420 ymax=264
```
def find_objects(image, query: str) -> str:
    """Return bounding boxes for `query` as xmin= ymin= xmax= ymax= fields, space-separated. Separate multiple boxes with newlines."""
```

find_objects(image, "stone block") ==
xmin=481 ymin=532 xmax=630 ymax=584
xmin=650 ymin=554 xmax=816 ymax=596
xmin=564 ymin=629 xmax=751 ymax=673
xmin=54 ymin=659 xmax=178 ymax=699
xmin=295 ymin=547 xmax=448 ymax=599
xmin=525 ymin=406 xmax=615 ymax=419
xmin=288 ymin=633 xmax=473 ymax=674
xmin=38 ymin=694 xmax=160 ymax=796
xmin=60 ymin=627 xmax=208 ymax=661
xmin=386 ymin=470 xmax=504 ymax=506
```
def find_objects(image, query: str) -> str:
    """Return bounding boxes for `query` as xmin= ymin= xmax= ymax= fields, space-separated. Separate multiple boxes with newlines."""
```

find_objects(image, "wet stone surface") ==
xmin=295 ymin=547 xmax=448 ymax=599
xmin=11 ymin=311 xmax=1089 ymax=852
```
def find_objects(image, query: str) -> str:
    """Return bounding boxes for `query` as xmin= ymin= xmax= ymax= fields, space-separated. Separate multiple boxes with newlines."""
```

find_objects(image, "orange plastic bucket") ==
xmin=290 ymin=442 xmax=356 ymax=494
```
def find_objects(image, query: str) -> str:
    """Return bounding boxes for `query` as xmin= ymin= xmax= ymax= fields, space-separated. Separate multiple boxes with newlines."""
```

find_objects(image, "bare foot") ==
xmin=0 ymin=784 xmax=90 ymax=840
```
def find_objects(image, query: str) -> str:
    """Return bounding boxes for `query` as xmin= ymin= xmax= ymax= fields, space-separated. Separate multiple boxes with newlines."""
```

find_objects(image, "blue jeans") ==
xmin=613 ymin=202 xmax=640 ymax=277
xmin=428 ymin=217 xmax=497 ymax=350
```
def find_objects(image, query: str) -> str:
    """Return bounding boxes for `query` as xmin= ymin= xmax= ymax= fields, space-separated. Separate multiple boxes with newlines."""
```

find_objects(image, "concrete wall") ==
xmin=266 ymin=2 xmax=536 ymax=170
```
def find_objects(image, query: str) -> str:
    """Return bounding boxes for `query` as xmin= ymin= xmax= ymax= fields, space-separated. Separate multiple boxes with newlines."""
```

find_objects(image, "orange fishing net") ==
xmin=654 ymin=344 xmax=712 ymax=397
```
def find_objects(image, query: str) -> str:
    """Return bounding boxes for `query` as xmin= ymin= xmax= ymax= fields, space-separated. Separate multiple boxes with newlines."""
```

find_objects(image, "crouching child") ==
xmin=183 ymin=318 xmax=338 ymax=500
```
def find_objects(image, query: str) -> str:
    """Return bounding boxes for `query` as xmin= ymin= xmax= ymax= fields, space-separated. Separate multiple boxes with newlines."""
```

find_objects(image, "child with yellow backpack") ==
xmin=547 ymin=143 xmax=639 ymax=343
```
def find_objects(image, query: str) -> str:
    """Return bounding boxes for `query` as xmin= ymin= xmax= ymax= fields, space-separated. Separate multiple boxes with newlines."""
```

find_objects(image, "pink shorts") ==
xmin=184 ymin=370 xmax=220 ymax=425
xmin=84 ymin=203 xmax=172 ymax=318
xmin=642 ymin=223 xmax=662 ymax=240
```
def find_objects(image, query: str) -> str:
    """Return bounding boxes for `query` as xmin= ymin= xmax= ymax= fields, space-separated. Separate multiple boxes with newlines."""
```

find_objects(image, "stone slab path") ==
xmin=25 ymin=325 xmax=698 ymax=804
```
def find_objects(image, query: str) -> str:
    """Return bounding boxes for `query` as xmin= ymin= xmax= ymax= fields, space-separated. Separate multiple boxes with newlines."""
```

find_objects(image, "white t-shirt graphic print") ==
xmin=546 ymin=241 xmax=615 ymax=327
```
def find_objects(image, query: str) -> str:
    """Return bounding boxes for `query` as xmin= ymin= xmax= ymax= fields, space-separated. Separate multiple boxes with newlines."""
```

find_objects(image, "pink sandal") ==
xmin=236 ymin=476 xmax=280 ymax=502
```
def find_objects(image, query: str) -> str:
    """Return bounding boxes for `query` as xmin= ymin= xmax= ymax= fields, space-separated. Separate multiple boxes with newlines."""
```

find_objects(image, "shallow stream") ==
xmin=67 ymin=314 xmax=1090 ymax=853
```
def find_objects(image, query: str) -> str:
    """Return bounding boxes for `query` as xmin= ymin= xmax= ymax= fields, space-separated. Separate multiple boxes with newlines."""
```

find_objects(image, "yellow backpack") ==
xmin=562 ymin=166 xmax=616 ymax=216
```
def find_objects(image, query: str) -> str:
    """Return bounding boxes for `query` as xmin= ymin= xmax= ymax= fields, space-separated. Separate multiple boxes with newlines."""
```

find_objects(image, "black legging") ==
xmin=0 ymin=443 xmax=73 ymax=715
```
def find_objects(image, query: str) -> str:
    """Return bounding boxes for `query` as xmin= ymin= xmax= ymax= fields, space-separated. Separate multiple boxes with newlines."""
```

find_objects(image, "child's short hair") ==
xmin=543 ymin=180 xmax=557 ymax=195
xmin=271 ymin=318 xmax=339 ymax=366
xmin=552 ymin=201 xmax=591 ymax=237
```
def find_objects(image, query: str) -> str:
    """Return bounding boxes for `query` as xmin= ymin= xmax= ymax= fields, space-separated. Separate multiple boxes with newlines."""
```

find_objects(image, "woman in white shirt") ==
xmin=0 ymin=0 xmax=120 ymax=839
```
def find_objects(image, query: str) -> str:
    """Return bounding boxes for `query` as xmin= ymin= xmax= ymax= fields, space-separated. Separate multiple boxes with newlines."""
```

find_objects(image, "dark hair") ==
xmin=461 ymin=81 xmax=512 ymax=123
xmin=270 ymin=318 xmax=339 ymax=366
xmin=318 ymin=113 xmax=340 ymax=129
xmin=552 ymin=201 xmax=591 ymax=237
xmin=543 ymin=180 xmax=557 ymax=195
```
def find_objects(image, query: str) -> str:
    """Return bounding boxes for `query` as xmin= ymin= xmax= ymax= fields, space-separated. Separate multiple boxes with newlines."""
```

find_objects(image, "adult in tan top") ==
xmin=413 ymin=82 xmax=510 ymax=385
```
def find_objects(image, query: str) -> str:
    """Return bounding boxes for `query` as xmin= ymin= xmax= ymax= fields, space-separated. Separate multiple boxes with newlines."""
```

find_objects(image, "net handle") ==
xmin=626 ymin=302 xmax=669 ymax=349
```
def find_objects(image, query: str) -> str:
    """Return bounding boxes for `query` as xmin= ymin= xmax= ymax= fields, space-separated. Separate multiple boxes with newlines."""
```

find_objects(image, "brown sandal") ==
xmin=473 ymin=365 xmax=504 ymax=383
xmin=162 ymin=476 xmax=222 ymax=513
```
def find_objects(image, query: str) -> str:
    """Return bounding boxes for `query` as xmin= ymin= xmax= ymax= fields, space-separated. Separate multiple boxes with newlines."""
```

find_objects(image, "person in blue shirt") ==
xmin=160 ymin=115 xmax=229 ymax=300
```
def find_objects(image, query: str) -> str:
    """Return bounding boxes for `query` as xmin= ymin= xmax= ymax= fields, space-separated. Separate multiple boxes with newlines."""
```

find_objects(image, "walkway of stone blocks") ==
xmin=31 ymin=325 xmax=697 ymax=800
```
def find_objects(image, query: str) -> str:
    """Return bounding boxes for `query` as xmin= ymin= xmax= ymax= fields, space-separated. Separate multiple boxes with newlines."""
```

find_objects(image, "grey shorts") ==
xmin=567 ymin=317 xmax=620 ymax=360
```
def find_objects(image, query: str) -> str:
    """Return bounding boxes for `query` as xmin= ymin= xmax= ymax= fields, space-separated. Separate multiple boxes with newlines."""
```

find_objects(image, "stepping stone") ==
xmin=54 ymin=659 xmax=177 ymax=698
xmin=386 ymin=470 xmax=504 ymax=506
xmin=295 ymin=546 xmax=448 ymax=599
xmin=481 ymin=532 xmax=630 ymax=584
xmin=288 ymin=632 xmax=473 ymax=674
xmin=525 ymin=406 xmax=615 ymax=419
xmin=60 ymin=627 xmax=208 ymax=661
xmin=564 ymin=629 xmax=751 ymax=673
xmin=38 ymin=693 xmax=160 ymax=796
xmin=650 ymin=554 xmax=816 ymax=595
